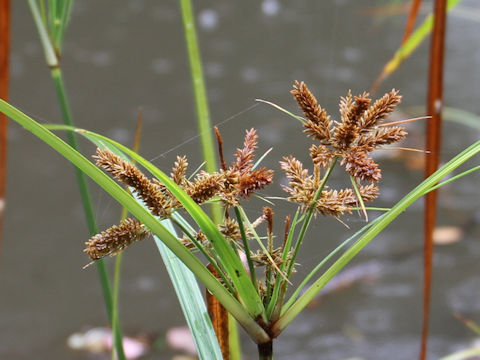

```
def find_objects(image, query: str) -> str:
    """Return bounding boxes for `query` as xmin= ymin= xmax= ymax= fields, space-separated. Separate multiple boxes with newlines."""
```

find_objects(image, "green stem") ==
xmin=50 ymin=68 xmax=95 ymax=232
xmin=179 ymin=0 xmax=242 ymax=356
xmin=172 ymin=217 xmax=236 ymax=295
xmin=111 ymin=205 xmax=130 ymax=360
xmin=234 ymin=206 xmax=258 ymax=289
xmin=27 ymin=0 xmax=57 ymax=67
xmin=49 ymin=67 xmax=126 ymax=360
xmin=424 ymin=165 xmax=480 ymax=194
xmin=111 ymin=252 xmax=123 ymax=360
xmin=282 ymin=213 xmax=386 ymax=312
xmin=286 ymin=157 xmax=338 ymax=278
xmin=179 ymin=0 xmax=222 ymax=224
xmin=266 ymin=210 xmax=300 ymax=320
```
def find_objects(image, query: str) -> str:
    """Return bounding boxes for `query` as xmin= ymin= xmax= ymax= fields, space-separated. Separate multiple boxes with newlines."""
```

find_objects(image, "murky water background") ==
xmin=1 ymin=1 xmax=480 ymax=359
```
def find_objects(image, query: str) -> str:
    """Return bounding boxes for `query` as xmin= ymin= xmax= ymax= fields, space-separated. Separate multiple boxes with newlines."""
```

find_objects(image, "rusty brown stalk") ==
xmin=421 ymin=0 xmax=447 ymax=359
xmin=0 ymin=0 xmax=10 ymax=258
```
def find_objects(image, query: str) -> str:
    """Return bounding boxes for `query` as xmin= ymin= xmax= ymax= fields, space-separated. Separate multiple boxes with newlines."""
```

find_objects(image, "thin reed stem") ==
xmin=179 ymin=0 xmax=222 ymax=224
xmin=111 ymin=252 xmax=123 ymax=360
xmin=50 ymin=67 xmax=126 ymax=360
xmin=422 ymin=0 xmax=447 ymax=358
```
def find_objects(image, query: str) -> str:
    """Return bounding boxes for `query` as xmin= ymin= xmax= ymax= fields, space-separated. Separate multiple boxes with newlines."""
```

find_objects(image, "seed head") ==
xmin=84 ymin=218 xmax=150 ymax=260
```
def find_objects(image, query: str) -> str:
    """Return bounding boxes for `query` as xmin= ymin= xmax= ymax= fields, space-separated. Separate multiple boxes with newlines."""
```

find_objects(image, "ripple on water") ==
xmin=353 ymin=308 xmax=392 ymax=333
xmin=368 ymin=282 xmax=414 ymax=298
xmin=448 ymin=277 xmax=480 ymax=313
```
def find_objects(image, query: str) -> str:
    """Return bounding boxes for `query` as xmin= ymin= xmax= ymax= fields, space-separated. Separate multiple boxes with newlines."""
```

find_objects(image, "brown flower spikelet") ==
xmin=237 ymin=168 xmax=273 ymax=198
xmin=219 ymin=218 xmax=241 ymax=240
xmin=291 ymin=81 xmax=332 ymax=142
xmin=232 ymin=128 xmax=258 ymax=172
xmin=84 ymin=218 xmax=150 ymax=260
xmin=281 ymin=154 xmax=380 ymax=216
xmin=342 ymin=149 xmax=382 ymax=182
xmin=94 ymin=148 xmax=172 ymax=217
xmin=171 ymin=156 xmax=189 ymax=186
xmin=218 ymin=128 xmax=274 ymax=205
xmin=309 ymin=144 xmax=335 ymax=167
xmin=289 ymin=82 xmax=406 ymax=184
xmin=316 ymin=184 xmax=379 ymax=216
xmin=280 ymin=155 xmax=311 ymax=189
xmin=185 ymin=171 xmax=225 ymax=204
xmin=357 ymin=126 xmax=408 ymax=152
xmin=334 ymin=91 xmax=372 ymax=149
xmin=180 ymin=230 xmax=208 ymax=249
xmin=280 ymin=156 xmax=317 ymax=211
xmin=359 ymin=89 xmax=402 ymax=131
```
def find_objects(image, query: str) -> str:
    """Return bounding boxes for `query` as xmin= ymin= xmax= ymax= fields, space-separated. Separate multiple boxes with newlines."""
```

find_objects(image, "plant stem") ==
xmin=179 ymin=0 xmax=222 ymax=223
xmin=0 ymin=0 xmax=10 ymax=255
xmin=172 ymin=216 xmax=236 ymax=295
xmin=286 ymin=157 xmax=338 ymax=278
xmin=111 ymin=252 xmax=123 ymax=360
xmin=258 ymin=341 xmax=273 ymax=360
xmin=179 ymin=1 xmax=240 ymax=355
xmin=49 ymin=67 xmax=126 ymax=360
xmin=50 ymin=68 xmax=96 ymax=232
xmin=234 ymin=206 xmax=258 ymax=289
xmin=266 ymin=210 xmax=300 ymax=321
xmin=422 ymin=0 xmax=447 ymax=358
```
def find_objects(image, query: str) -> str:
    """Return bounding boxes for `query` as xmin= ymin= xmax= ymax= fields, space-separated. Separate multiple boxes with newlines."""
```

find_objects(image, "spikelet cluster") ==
xmin=219 ymin=128 xmax=274 ymax=206
xmin=86 ymin=128 xmax=273 ymax=259
xmin=84 ymin=218 xmax=150 ymax=260
xmin=282 ymin=81 xmax=406 ymax=216
xmin=95 ymin=149 xmax=174 ymax=217
xmin=84 ymin=80 xmax=408 ymax=300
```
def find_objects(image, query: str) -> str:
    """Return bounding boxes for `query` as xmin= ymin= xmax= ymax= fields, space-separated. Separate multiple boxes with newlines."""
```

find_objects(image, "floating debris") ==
xmin=433 ymin=226 xmax=463 ymax=245
xmin=166 ymin=326 xmax=197 ymax=356
xmin=67 ymin=327 xmax=150 ymax=359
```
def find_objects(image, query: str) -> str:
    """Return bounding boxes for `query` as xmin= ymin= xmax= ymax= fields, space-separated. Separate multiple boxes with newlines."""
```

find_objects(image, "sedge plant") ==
xmin=1 ymin=81 xmax=479 ymax=359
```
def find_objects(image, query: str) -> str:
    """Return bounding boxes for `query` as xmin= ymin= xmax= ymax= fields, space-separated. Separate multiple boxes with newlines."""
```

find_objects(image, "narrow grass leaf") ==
xmin=156 ymin=219 xmax=223 ymax=360
xmin=28 ymin=0 xmax=58 ymax=66
xmin=439 ymin=348 xmax=480 ymax=360
xmin=373 ymin=0 xmax=461 ymax=89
